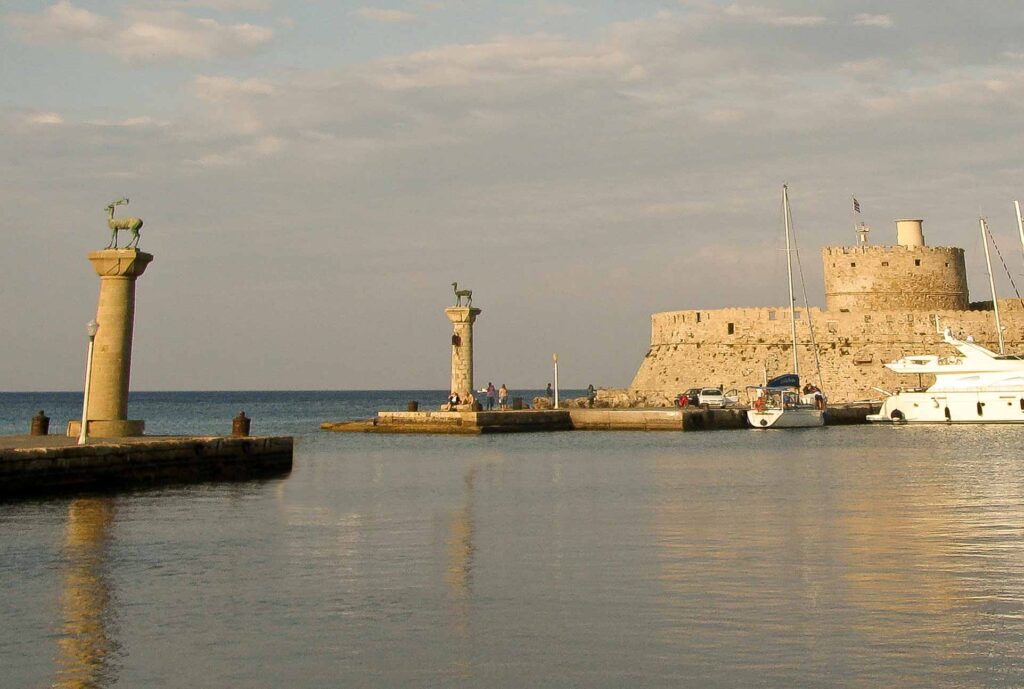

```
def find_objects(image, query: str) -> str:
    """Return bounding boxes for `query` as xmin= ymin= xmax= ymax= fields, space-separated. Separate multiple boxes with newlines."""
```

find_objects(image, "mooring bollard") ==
xmin=512 ymin=397 xmax=523 ymax=410
xmin=408 ymin=400 xmax=419 ymax=412
xmin=30 ymin=410 xmax=50 ymax=436
xmin=232 ymin=411 xmax=251 ymax=437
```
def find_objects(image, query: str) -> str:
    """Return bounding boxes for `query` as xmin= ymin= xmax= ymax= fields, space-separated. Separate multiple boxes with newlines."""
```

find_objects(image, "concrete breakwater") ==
xmin=321 ymin=403 xmax=880 ymax=434
xmin=0 ymin=435 xmax=293 ymax=497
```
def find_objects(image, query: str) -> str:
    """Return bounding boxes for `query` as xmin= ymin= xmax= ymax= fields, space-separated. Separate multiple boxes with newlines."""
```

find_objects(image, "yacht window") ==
xmin=1020 ymin=399 xmax=1024 ymax=411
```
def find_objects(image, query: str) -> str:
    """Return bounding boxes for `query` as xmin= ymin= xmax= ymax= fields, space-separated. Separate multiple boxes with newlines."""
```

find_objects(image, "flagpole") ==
xmin=852 ymin=195 xmax=858 ymax=243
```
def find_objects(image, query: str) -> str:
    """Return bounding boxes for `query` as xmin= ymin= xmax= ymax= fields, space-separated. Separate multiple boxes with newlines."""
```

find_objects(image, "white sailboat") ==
xmin=868 ymin=205 xmax=1024 ymax=424
xmin=747 ymin=185 xmax=826 ymax=429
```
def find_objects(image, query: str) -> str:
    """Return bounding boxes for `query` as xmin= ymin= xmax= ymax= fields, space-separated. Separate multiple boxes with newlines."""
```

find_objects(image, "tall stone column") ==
xmin=85 ymin=249 xmax=153 ymax=437
xmin=445 ymin=306 xmax=481 ymax=401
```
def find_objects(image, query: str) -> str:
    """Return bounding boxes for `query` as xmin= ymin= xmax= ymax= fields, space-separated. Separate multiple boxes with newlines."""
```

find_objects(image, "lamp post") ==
xmin=552 ymin=353 xmax=559 ymax=409
xmin=78 ymin=319 xmax=99 ymax=445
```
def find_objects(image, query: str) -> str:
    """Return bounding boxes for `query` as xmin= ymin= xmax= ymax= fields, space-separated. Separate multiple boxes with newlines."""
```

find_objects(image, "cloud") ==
xmin=194 ymin=75 xmax=276 ymax=100
xmin=538 ymin=3 xmax=578 ymax=16
xmin=721 ymin=4 xmax=827 ymax=27
xmin=352 ymin=7 xmax=418 ymax=24
xmin=25 ymin=112 xmax=64 ymax=125
xmin=8 ymin=1 xmax=274 ymax=63
xmin=853 ymin=13 xmax=893 ymax=28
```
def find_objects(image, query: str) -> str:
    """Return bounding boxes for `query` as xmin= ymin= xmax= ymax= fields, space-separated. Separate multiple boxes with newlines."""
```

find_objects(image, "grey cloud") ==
xmin=7 ymin=1 xmax=274 ymax=63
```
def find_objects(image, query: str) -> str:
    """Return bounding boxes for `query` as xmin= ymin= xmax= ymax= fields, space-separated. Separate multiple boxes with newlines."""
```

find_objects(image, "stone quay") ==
xmin=0 ymin=434 xmax=293 ymax=497
xmin=321 ymin=403 xmax=878 ymax=434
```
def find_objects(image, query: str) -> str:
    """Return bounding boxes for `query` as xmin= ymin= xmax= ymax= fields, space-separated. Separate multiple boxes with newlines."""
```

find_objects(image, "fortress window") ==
xmin=864 ymin=315 xmax=871 ymax=323
xmin=850 ymin=262 xmax=856 ymax=267
xmin=915 ymin=259 xmax=921 ymax=266
xmin=768 ymin=311 xmax=777 ymax=321
xmin=728 ymin=323 xmax=735 ymax=335
xmin=945 ymin=262 xmax=949 ymax=267
xmin=881 ymin=261 xmax=889 ymax=267
xmin=696 ymin=312 xmax=701 ymax=322
xmin=794 ymin=311 xmax=801 ymax=320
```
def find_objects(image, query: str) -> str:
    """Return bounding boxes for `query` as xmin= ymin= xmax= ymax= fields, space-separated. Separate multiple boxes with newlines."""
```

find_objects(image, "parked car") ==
xmin=697 ymin=388 xmax=725 ymax=408
xmin=675 ymin=388 xmax=703 ymax=407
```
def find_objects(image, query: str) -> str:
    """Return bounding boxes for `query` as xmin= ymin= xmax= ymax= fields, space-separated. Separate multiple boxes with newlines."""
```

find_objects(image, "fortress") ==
xmin=629 ymin=219 xmax=1024 ymax=404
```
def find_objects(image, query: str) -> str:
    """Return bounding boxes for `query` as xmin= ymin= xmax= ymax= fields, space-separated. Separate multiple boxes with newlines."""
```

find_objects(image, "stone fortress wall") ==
xmin=629 ymin=219 xmax=1023 ymax=404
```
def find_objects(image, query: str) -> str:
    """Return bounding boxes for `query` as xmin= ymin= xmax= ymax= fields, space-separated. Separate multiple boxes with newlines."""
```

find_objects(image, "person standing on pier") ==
xmin=546 ymin=383 xmax=553 ymax=400
xmin=499 ymin=384 xmax=509 ymax=410
xmin=486 ymin=382 xmax=496 ymax=410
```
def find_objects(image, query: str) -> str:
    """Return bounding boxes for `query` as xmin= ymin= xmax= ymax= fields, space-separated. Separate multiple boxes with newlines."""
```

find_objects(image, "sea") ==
xmin=3 ymin=390 xmax=1024 ymax=688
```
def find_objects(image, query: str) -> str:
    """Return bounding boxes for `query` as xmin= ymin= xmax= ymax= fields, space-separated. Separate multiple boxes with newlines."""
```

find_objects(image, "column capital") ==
xmin=445 ymin=306 xmax=482 ymax=325
xmin=88 ymin=249 xmax=154 ymax=278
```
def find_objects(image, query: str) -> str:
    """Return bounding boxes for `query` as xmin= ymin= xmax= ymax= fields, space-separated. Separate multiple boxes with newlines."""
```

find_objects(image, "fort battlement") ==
xmin=629 ymin=217 xmax=1016 ymax=404
xmin=632 ymin=302 xmax=1023 ymax=404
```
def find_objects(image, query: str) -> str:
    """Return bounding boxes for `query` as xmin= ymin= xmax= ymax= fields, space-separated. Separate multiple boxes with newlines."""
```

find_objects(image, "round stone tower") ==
xmin=822 ymin=219 xmax=968 ymax=312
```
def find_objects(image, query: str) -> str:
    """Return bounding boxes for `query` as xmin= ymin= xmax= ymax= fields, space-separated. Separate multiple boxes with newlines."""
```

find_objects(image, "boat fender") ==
xmin=760 ymin=419 xmax=768 ymax=427
xmin=891 ymin=409 xmax=904 ymax=421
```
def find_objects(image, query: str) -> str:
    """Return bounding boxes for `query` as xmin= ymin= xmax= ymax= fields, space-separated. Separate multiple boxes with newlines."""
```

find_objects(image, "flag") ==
xmin=853 ymin=197 xmax=861 ymax=213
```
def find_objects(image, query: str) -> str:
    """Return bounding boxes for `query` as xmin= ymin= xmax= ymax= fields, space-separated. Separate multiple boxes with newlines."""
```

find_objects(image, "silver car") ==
xmin=697 ymin=388 xmax=725 ymax=408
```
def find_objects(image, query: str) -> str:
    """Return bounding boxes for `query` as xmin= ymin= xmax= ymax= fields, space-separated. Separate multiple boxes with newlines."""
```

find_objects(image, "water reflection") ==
xmin=53 ymin=498 xmax=119 ymax=689
xmin=446 ymin=464 xmax=477 ymax=678
xmin=447 ymin=464 xmax=477 ymax=616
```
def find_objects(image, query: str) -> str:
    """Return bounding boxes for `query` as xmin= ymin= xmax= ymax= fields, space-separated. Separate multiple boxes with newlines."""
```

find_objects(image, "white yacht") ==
xmin=868 ymin=328 xmax=1024 ymax=423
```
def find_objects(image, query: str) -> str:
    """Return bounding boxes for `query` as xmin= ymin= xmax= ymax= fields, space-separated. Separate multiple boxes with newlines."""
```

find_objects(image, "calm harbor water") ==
xmin=3 ymin=392 xmax=1024 ymax=687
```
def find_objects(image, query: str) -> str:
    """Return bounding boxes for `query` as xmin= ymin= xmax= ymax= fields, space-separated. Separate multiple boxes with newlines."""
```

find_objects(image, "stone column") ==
xmin=85 ymin=249 xmax=153 ymax=437
xmin=445 ymin=306 xmax=481 ymax=401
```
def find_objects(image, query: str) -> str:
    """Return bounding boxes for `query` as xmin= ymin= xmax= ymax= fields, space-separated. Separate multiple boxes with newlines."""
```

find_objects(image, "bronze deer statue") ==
xmin=452 ymin=282 xmax=473 ymax=307
xmin=105 ymin=198 xmax=143 ymax=249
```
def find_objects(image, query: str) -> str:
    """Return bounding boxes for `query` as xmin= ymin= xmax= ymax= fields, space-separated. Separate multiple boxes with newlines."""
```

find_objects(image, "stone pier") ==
xmin=445 ymin=306 xmax=481 ymax=400
xmin=80 ymin=249 xmax=153 ymax=437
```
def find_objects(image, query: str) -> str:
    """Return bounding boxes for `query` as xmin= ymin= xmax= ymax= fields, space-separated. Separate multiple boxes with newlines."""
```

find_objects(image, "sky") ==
xmin=2 ymin=0 xmax=1024 ymax=391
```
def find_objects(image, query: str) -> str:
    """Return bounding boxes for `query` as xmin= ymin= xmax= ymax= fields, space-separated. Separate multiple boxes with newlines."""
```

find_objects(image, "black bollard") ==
xmin=408 ymin=400 xmax=419 ymax=412
xmin=512 ymin=397 xmax=523 ymax=410
xmin=232 ymin=411 xmax=251 ymax=437
xmin=30 ymin=410 xmax=50 ymax=436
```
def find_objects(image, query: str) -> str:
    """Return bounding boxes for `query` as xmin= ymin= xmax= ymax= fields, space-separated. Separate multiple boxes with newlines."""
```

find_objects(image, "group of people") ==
xmin=444 ymin=383 xmax=510 ymax=411
xmin=446 ymin=382 xmax=599 ymax=410
xmin=481 ymin=382 xmax=510 ymax=410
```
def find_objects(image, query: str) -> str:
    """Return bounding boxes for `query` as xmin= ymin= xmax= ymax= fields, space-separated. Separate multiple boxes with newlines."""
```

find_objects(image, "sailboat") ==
xmin=747 ymin=185 xmax=826 ymax=429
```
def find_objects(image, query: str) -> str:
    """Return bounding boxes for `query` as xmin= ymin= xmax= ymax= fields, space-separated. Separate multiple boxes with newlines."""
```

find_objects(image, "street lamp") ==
xmin=552 ymin=353 xmax=559 ymax=409
xmin=78 ymin=319 xmax=99 ymax=445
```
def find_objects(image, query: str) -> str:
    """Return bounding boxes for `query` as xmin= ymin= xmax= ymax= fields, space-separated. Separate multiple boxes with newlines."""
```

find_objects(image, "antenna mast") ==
xmin=980 ymin=217 xmax=1005 ymax=354
xmin=783 ymin=185 xmax=799 ymax=376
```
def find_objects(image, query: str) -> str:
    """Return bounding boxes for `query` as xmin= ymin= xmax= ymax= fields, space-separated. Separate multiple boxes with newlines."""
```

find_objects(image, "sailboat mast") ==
xmin=783 ymin=185 xmax=799 ymax=376
xmin=1015 ymin=201 xmax=1024 ymax=260
xmin=980 ymin=217 xmax=1005 ymax=354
